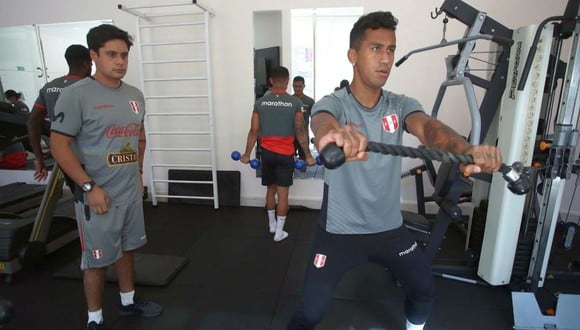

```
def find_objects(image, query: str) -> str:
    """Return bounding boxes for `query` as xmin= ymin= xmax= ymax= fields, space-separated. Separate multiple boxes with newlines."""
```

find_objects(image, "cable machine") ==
xmin=390 ymin=0 xmax=580 ymax=327
xmin=509 ymin=1 xmax=580 ymax=328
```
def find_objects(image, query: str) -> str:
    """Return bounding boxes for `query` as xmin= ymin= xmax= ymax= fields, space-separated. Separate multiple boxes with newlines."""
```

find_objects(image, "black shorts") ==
xmin=260 ymin=148 xmax=294 ymax=187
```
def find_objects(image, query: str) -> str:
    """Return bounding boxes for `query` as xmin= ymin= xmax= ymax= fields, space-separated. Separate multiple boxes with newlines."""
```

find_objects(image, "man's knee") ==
xmin=287 ymin=310 xmax=321 ymax=330
xmin=288 ymin=283 xmax=334 ymax=329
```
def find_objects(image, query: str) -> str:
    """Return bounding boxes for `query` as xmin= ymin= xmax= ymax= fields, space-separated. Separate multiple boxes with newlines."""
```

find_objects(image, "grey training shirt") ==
xmin=51 ymin=78 xmax=145 ymax=206
xmin=313 ymin=87 xmax=423 ymax=234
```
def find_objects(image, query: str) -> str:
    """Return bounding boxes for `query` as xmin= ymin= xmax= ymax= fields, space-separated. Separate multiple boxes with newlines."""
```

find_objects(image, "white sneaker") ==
xmin=273 ymin=231 xmax=288 ymax=242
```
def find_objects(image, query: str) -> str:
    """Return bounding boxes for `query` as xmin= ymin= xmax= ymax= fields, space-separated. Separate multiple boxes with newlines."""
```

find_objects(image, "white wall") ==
xmin=254 ymin=11 xmax=283 ymax=50
xmin=2 ymin=0 xmax=576 ymax=216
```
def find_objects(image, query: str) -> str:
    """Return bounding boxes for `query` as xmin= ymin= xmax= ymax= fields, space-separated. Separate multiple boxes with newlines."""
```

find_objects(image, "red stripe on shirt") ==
xmin=34 ymin=103 xmax=47 ymax=112
xmin=261 ymin=136 xmax=295 ymax=155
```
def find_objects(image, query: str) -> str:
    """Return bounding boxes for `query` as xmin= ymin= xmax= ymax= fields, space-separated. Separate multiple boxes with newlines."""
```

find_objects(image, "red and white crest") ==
xmin=92 ymin=249 xmax=103 ymax=259
xmin=129 ymin=101 xmax=141 ymax=114
xmin=382 ymin=114 xmax=399 ymax=133
xmin=313 ymin=253 xmax=327 ymax=268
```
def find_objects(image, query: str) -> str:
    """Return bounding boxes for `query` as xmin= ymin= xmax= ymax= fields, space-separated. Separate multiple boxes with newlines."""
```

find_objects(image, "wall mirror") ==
xmin=0 ymin=20 xmax=112 ymax=106
xmin=252 ymin=7 xmax=362 ymax=180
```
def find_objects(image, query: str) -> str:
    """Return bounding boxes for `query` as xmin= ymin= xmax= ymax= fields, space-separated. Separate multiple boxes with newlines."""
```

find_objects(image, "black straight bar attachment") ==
xmin=319 ymin=142 xmax=532 ymax=195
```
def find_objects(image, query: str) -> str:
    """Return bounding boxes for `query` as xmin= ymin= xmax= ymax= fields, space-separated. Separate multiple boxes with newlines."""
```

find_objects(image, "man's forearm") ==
xmin=422 ymin=119 xmax=472 ymax=155
xmin=295 ymin=126 xmax=312 ymax=158
xmin=310 ymin=112 xmax=340 ymax=150
xmin=26 ymin=112 xmax=45 ymax=161
xmin=138 ymin=139 xmax=146 ymax=172
xmin=243 ymin=131 xmax=258 ymax=156
xmin=138 ymin=125 xmax=146 ymax=172
xmin=50 ymin=137 xmax=90 ymax=186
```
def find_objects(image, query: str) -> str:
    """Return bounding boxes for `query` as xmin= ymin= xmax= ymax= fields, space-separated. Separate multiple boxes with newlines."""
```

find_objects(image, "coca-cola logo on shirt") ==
xmin=105 ymin=123 xmax=141 ymax=138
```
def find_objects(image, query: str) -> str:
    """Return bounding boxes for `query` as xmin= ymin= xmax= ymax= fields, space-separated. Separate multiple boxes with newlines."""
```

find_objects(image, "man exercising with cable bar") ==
xmin=287 ymin=11 xmax=502 ymax=330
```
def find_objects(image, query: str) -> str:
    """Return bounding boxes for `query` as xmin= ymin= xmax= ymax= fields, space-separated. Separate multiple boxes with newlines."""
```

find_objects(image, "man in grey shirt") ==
xmin=50 ymin=24 xmax=161 ymax=330
xmin=292 ymin=75 xmax=315 ymax=162
xmin=287 ymin=11 xmax=502 ymax=330
xmin=27 ymin=44 xmax=92 ymax=182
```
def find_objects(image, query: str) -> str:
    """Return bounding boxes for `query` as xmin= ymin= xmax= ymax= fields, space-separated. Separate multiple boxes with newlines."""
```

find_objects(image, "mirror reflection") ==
xmin=252 ymin=7 xmax=363 ymax=180
xmin=0 ymin=20 xmax=111 ymax=107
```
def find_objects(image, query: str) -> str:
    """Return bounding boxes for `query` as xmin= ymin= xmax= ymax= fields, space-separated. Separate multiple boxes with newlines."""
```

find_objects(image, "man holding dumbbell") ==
xmin=241 ymin=66 xmax=316 ymax=242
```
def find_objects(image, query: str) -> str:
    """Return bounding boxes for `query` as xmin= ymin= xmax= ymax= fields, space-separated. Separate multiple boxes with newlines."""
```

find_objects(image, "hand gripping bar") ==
xmin=319 ymin=142 xmax=531 ymax=195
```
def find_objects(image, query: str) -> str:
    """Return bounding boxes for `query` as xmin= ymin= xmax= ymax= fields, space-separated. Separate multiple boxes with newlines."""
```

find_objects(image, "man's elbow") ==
xmin=49 ymin=134 xmax=67 ymax=152
xmin=249 ymin=127 xmax=259 ymax=136
xmin=28 ymin=108 xmax=46 ymax=127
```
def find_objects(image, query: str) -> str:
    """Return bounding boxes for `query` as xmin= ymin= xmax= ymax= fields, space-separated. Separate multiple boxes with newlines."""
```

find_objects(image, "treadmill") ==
xmin=0 ymin=168 xmax=78 ymax=283
xmin=0 ymin=103 xmax=78 ymax=283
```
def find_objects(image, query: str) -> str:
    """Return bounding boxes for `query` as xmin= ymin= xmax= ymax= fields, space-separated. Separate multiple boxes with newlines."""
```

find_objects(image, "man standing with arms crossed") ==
xmin=50 ymin=24 xmax=162 ymax=329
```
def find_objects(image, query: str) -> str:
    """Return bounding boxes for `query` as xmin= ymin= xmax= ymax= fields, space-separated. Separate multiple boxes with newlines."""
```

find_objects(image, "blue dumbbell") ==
xmin=316 ymin=155 xmax=324 ymax=165
xmin=294 ymin=159 xmax=306 ymax=170
xmin=249 ymin=159 xmax=261 ymax=169
xmin=231 ymin=150 xmax=261 ymax=169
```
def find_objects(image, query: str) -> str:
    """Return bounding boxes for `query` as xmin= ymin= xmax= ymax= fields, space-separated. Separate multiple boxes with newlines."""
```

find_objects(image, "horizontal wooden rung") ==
xmin=142 ymin=59 xmax=206 ymax=64
xmin=152 ymin=179 xmax=215 ymax=184
xmin=139 ymin=22 xmax=204 ymax=29
xmin=146 ymin=112 xmax=210 ymax=116
xmin=148 ymin=131 xmax=211 ymax=135
xmin=150 ymin=164 xmax=213 ymax=168
xmin=154 ymin=194 xmax=215 ymax=200
xmin=141 ymin=40 xmax=205 ymax=47
xmin=144 ymin=77 xmax=207 ymax=82
xmin=149 ymin=148 xmax=211 ymax=152
xmin=145 ymin=94 xmax=208 ymax=99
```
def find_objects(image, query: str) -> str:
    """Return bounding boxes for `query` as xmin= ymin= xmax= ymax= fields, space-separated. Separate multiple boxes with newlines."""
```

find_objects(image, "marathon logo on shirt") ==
xmin=129 ymin=100 xmax=141 ymax=114
xmin=313 ymin=253 xmax=327 ymax=268
xmin=382 ymin=114 xmax=399 ymax=133
xmin=106 ymin=142 xmax=138 ymax=167
xmin=45 ymin=86 xmax=64 ymax=94
xmin=261 ymin=100 xmax=294 ymax=107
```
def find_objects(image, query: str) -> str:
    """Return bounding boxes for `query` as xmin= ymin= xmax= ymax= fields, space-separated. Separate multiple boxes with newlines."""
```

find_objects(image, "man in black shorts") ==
xmin=241 ymin=66 xmax=316 ymax=241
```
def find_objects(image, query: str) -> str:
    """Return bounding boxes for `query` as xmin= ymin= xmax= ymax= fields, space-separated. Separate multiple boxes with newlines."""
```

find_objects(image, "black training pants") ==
xmin=287 ymin=225 xmax=435 ymax=329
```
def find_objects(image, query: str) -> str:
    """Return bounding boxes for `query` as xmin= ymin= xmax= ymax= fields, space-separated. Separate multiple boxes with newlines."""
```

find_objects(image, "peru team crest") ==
xmin=129 ymin=101 xmax=141 ymax=114
xmin=92 ymin=249 xmax=103 ymax=259
xmin=382 ymin=114 xmax=399 ymax=133
xmin=313 ymin=253 xmax=327 ymax=268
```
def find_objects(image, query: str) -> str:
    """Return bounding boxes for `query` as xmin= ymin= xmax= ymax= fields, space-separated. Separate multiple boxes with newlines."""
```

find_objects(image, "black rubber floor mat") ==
xmin=53 ymin=253 xmax=187 ymax=286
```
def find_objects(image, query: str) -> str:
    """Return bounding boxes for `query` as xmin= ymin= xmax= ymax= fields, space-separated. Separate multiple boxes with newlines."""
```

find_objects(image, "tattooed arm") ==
xmin=405 ymin=112 xmax=502 ymax=173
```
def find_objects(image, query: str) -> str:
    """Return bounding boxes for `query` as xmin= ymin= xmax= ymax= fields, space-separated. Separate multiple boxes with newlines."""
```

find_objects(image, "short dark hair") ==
xmin=4 ymin=89 xmax=20 ymax=99
xmin=64 ymin=44 xmax=90 ymax=66
xmin=293 ymin=76 xmax=305 ymax=84
xmin=87 ymin=24 xmax=133 ymax=53
xmin=350 ymin=11 xmax=398 ymax=49
xmin=269 ymin=66 xmax=290 ymax=82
